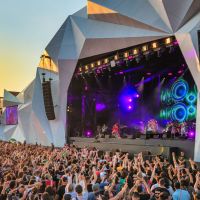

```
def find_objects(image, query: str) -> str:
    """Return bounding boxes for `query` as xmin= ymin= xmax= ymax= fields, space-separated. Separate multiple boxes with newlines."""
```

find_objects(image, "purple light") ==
xmin=96 ymin=103 xmax=106 ymax=112
xmin=188 ymin=131 xmax=195 ymax=138
xmin=168 ymin=72 xmax=173 ymax=76
xmin=128 ymin=98 xmax=132 ymax=102
xmin=84 ymin=130 xmax=93 ymax=138
xmin=84 ymin=86 xmax=88 ymax=91
xmin=136 ymin=94 xmax=140 ymax=98
xmin=128 ymin=55 xmax=133 ymax=60
xmin=178 ymin=70 xmax=183 ymax=74
xmin=128 ymin=105 xmax=133 ymax=110
xmin=146 ymin=72 xmax=151 ymax=75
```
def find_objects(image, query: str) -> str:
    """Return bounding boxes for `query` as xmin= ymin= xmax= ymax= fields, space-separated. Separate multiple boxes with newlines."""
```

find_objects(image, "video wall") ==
xmin=160 ymin=79 xmax=197 ymax=123
xmin=5 ymin=106 xmax=18 ymax=125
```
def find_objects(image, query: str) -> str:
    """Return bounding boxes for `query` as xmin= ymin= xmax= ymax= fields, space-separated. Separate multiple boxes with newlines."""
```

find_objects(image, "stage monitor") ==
xmin=5 ymin=106 xmax=18 ymax=125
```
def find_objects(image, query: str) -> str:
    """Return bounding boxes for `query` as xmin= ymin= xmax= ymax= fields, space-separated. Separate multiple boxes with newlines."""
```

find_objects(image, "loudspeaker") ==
xmin=42 ymin=81 xmax=55 ymax=120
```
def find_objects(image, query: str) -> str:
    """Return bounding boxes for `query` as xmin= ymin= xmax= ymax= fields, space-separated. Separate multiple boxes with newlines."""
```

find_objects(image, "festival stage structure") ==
xmin=0 ymin=0 xmax=200 ymax=160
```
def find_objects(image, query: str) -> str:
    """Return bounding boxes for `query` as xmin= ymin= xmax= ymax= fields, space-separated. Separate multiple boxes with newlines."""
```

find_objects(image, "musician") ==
xmin=180 ymin=122 xmax=187 ymax=137
xmin=102 ymin=124 xmax=108 ymax=136
xmin=112 ymin=123 xmax=120 ymax=138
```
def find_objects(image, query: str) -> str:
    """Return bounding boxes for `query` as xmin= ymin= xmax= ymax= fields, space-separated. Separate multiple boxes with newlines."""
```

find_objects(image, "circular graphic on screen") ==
xmin=171 ymin=103 xmax=187 ymax=122
xmin=171 ymin=80 xmax=188 ymax=101
xmin=187 ymin=105 xmax=196 ymax=119
xmin=186 ymin=92 xmax=197 ymax=104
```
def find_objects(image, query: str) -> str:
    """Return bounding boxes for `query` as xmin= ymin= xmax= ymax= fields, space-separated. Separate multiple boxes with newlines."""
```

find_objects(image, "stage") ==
xmin=70 ymin=137 xmax=195 ymax=160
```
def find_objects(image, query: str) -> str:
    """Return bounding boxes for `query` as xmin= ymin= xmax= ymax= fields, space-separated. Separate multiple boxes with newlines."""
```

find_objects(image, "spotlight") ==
xmin=84 ymin=130 xmax=93 ymax=138
xmin=136 ymin=94 xmax=140 ymax=98
xmin=152 ymin=42 xmax=158 ymax=49
xmin=91 ymin=63 xmax=95 ymax=68
xmin=133 ymin=48 xmax=139 ymax=55
xmin=142 ymin=45 xmax=148 ymax=52
xmin=114 ymin=54 xmax=119 ymax=60
xmin=104 ymin=58 xmax=109 ymax=64
xmin=85 ymin=65 xmax=88 ymax=71
xmin=97 ymin=60 xmax=101 ymax=66
xmin=188 ymin=131 xmax=195 ymax=139
xmin=124 ymin=52 xmax=129 ymax=58
xmin=128 ymin=105 xmax=133 ymax=110
xmin=79 ymin=67 xmax=82 ymax=72
xmin=128 ymin=98 xmax=132 ymax=103
xmin=165 ymin=37 xmax=172 ymax=45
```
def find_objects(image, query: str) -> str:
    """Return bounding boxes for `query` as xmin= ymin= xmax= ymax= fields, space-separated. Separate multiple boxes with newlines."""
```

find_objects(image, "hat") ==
xmin=92 ymin=183 xmax=100 ymax=192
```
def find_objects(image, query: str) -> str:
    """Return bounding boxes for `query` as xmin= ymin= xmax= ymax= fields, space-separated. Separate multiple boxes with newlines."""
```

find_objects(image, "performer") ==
xmin=102 ymin=124 xmax=108 ymax=136
xmin=112 ymin=123 xmax=120 ymax=138
xmin=180 ymin=122 xmax=187 ymax=137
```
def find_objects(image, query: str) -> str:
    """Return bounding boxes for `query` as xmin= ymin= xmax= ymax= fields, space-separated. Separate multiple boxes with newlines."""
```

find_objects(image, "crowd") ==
xmin=0 ymin=141 xmax=200 ymax=200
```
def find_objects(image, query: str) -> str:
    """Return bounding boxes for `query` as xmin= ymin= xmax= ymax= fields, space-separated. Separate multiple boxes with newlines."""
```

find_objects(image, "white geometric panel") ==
xmin=45 ymin=19 xmax=68 ymax=63
xmin=88 ymin=1 xmax=168 ymax=33
xmin=17 ymin=80 xmax=35 ymax=104
xmin=162 ymin=0 xmax=194 ymax=32
xmin=175 ymin=33 xmax=200 ymax=91
xmin=4 ymin=90 xmax=22 ymax=107
xmin=88 ymin=0 xmax=172 ymax=33
xmin=148 ymin=0 xmax=173 ymax=32
xmin=71 ymin=15 xmax=171 ymax=40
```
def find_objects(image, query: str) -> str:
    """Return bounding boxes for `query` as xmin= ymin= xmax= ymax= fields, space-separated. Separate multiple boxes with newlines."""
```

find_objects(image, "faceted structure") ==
xmin=0 ymin=0 xmax=200 ymax=160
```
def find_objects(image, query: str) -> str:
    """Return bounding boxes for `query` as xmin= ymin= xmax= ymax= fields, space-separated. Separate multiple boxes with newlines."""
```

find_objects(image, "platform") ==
xmin=70 ymin=137 xmax=195 ymax=159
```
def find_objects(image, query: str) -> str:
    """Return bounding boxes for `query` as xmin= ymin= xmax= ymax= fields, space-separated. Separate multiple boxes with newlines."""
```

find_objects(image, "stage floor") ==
xmin=70 ymin=137 xmax=195 ymax=159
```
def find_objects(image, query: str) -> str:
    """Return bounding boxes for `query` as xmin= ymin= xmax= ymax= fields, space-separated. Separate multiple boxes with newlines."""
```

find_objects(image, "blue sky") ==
xmin=0 ymin=0 xmax=87 ymax=96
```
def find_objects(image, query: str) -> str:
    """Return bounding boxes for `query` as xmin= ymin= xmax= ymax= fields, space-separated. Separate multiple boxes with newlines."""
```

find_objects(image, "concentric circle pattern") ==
xmin=171 ymin=80 xmax=188 ymax=101
xmin=171 ymin=103 xmax=187 ymax=122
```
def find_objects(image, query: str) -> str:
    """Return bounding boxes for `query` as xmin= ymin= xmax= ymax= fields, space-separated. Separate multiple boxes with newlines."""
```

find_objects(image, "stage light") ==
xmin=79 ymin=67 xmax=82 ymax=72
xmin=124 ymin=52 xmax=129 ymax=58
xmin=84 ymin=130 xmax=93 ymax=138
xmin=91 ymin=63 xmax=95 ymax=68
xmin=128 ymin=98 xmax=132 ymax=102
xmin=152 ymin=42 xmax=158 ymax=49
xmin=128 ymin=105 xmax=133 ymax=110
xmin=85 ymin=65 xmax=88 ymax=70
xmin=178 ymin=70 xmax=183 ymax=74
xmin=104 ymin=58 xmax=109 ymax=64
xmin=114 ymin=54 xmax=119 ymax=60
xmin=168 ymin=72 xmax=173 ymax=76
xmin=188 ymin=131 xmax=195 ymax=139
xmin=96 ymin=103 xmax=106 ymax=112
xmin=142 ymin=45 xmax=148 ymax=52
xmin=136 ymin=94 xmax=140 ymax=98
xmin=165 ymin=37 xmax=172 ymax=45
xmin=97 ymin=60 xmax=101 ymax=66
xmin=133 ymin=49 xmax=138 ymax=55
xmin=146 ymin=72 xmax=151 ymax=75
